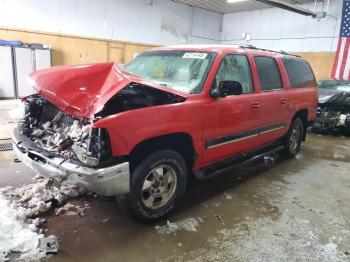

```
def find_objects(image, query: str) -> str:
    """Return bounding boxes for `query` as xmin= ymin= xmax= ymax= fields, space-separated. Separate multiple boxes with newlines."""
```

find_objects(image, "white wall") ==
xmin=0 ymin=0 xmax=222 ymax=45
xmin=0 ymin=0 xmax=343 ymax=52
xmin=222 ymin=0 xmax=342 ymax=52
xmin=191 ymin=7 xmax=223 ymax=43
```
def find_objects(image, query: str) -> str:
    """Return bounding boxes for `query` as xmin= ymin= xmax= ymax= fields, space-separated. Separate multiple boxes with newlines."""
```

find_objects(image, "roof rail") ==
xmin=238 ymin=45 xmax=300 ymax=57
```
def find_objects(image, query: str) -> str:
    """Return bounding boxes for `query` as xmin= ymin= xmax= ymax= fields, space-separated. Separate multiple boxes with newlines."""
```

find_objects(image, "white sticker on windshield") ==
xmin=182 ymin=53 xmax=207 ymax=59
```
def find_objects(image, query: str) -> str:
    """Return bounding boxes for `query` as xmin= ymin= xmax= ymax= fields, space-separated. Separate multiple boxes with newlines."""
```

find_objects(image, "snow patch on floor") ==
xmin=223 ymin=193 xmax=233 ymax=200
xmin=155 ymin=217 xmax=202 ymax=235
xmin=0 ymin=175 xmax=90 ymax=260
xmin=0 ymin=193 xmax=45 ymax=261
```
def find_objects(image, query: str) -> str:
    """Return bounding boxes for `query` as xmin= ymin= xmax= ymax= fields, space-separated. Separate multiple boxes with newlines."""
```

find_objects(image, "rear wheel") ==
xmin=283 ymin=118 xmax=304 ymax=157
xmin=120 ymin=149 xmax=187 ymax=223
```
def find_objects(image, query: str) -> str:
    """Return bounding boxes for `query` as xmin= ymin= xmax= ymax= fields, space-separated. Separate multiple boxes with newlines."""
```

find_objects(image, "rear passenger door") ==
xmin=253 ymin=56 xmax=289 ymax=143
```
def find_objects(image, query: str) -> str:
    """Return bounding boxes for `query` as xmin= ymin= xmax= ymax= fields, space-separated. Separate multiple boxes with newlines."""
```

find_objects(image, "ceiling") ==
xmin=173 ymin=0 xmax=316 ymax=14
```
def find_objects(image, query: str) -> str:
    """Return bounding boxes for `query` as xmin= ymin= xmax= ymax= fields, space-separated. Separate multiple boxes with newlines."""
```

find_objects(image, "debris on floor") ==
xmin=55 ymin=202 xmax=89 ymax=217
xmin=155 ymin=217 xmax=202 ymax=234
xmin=0 ymin=175 xmax=88 ymax=219
xmin=38 ymin=235 xmax=59 ymax=255
xmin=223 ymin=193 xmax=233 ymax=200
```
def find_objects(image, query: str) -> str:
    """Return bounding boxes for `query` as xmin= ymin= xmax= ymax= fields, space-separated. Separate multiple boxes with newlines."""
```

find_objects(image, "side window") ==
xmin=254 ymin=56 xmax=282 ymax=91
xmin=214 ymin=54 xmax=253 ymax=94
xmin=281 ymin=56 xmax=316 ymax=88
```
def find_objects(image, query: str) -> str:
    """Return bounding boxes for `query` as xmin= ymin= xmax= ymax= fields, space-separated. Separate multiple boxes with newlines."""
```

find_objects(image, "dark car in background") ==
xmin=312 ymin=79 xmax=350 ymax=134
xmin=317 ymin=79 xmax=350 ymax=89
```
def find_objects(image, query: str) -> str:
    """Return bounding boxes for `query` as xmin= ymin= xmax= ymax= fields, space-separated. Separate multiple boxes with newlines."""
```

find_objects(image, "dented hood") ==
xmin=29 ymin=62 xmax=188 ymax=119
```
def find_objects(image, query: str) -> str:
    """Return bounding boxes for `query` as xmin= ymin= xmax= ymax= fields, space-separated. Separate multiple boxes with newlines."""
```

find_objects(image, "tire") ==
xmin=119 ymin=149 xmax=188 ymax=223
xmin=283 ymin=118 xmax=304 ymax=158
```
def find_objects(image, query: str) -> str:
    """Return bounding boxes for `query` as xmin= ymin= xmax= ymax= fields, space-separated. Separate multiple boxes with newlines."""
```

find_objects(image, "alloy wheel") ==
xmin=141 ymin=164 xmax=178 ymax=209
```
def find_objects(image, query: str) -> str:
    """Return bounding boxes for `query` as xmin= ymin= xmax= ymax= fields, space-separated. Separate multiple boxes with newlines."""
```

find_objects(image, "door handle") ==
xmin=280 ymin=98 xmax=288 ymax=105
xmin=251 ymin=102 xmax=261 ymax=109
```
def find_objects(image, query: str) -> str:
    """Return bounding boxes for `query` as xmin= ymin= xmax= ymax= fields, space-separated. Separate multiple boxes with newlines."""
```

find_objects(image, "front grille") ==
xmin=0 ymin=142 xmax=12 ymax=151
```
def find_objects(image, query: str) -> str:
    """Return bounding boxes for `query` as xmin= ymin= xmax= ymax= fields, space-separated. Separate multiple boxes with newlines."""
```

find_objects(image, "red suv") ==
xmin=13 ymin=45 xmax=318 ymax=222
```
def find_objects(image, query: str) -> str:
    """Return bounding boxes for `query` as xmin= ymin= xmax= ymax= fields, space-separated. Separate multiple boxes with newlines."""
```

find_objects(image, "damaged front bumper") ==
xmin=12 ymin=128 xmax=130 ymax=196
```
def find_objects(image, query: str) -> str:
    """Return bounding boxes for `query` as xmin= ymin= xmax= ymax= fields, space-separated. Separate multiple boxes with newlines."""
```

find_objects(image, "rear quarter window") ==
xmin=282 ymin=56 xmax=316 ymax=88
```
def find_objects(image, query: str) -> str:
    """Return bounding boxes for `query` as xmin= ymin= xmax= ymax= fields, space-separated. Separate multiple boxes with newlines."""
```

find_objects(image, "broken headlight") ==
xmin=72 ymin=127 xmax=111 ymax=167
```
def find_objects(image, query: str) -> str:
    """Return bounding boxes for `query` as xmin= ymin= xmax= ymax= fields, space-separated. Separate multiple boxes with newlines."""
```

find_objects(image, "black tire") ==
xmin=119 ymin=149 xmax=187 ymax=223
xmin=283 ymin=118 xmax=304 ymax=158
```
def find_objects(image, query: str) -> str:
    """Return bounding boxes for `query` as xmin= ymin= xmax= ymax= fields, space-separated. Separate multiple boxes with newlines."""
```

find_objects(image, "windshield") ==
xmin=124 ymin=50 xmax=215 ymax=93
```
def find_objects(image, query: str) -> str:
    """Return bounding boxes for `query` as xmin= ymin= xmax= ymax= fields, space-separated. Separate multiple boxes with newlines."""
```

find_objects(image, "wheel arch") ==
xmin=129 ymin=132 xmax=196 ymax=171
xmin=292 ymin=109 xmax=308 ymax=141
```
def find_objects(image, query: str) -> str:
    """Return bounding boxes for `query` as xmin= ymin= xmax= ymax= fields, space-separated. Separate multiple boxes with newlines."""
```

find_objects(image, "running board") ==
xmin=194 ymin=144 xmax=284 ymax=180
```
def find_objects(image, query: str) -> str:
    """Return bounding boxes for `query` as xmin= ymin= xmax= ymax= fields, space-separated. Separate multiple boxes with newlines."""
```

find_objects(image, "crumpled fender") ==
xmin=92 ymin=100 xmax=204 ymax=161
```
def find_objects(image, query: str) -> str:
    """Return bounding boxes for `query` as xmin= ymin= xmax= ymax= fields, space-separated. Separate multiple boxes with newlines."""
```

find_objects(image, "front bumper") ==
xmin=12 ymin=128 xmax=130 ymax=196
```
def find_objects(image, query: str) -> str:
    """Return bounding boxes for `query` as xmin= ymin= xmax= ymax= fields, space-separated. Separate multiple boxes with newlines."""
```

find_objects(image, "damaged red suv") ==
xmin=13 ymin=45 xmax=318 ymax=222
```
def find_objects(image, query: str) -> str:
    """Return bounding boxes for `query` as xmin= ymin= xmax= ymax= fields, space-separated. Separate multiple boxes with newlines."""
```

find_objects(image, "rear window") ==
xmin=282 ymin=56 xmax=316 ymax=88
xmin=254 ymin=56 xmax=282 ymax=91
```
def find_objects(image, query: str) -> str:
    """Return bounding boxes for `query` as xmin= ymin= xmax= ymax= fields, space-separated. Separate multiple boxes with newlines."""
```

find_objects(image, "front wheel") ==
xmin=120 ymin=149 xmax=188 ymax=223
xmin=283 ymin=118 xmax=304 ymax=157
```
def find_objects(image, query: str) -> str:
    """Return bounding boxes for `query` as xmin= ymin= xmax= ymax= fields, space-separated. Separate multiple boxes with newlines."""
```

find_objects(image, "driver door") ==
xmin=202 ymin=54 xmax=263 ymax=166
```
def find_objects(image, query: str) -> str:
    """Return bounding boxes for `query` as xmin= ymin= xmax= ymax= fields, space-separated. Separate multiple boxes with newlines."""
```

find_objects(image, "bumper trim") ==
xmin=12 ymin=129 xmax=130 ymax=196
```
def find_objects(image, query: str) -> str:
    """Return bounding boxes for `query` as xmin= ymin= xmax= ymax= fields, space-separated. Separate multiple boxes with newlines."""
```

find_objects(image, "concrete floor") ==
xmin=1 ymin=132 xmax=349 ymax=261
xmin=0 ymin=99 xmax=23 ymax=140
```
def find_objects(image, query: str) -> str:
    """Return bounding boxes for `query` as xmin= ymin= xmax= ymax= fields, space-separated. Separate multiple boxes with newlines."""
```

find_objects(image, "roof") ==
xmin=149 ymin=44 xmax=298 ymax=57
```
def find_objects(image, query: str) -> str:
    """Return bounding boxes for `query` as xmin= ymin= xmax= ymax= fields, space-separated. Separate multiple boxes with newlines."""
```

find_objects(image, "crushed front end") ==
xmin=312 ymin=92 xmax=350 ymax=134
xmin=12 ymin=95 xmax=130 ymax=196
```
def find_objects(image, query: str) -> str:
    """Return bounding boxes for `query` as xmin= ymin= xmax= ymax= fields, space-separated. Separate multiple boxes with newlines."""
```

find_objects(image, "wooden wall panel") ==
xmin=124 ymin=44 xmax=155 ymax=64
xmin=0 ymin=28 xmax=336 ymax=80
xmin=0 ymin=28 xmax=157 ymax=66
xmin=108 ymin=47 xmax=124 ymax=64
xmin=294 ymin=52 xmax=335 ymax=81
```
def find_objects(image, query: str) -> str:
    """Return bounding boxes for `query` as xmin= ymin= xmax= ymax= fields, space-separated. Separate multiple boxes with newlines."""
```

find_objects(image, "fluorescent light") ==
xmin=227 ymin=0 xmax=248 ymax=3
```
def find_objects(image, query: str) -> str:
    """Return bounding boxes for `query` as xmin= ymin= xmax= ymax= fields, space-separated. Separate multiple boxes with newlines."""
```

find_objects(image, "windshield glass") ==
xmin=124 ymin=50 xmax=215 ymax=93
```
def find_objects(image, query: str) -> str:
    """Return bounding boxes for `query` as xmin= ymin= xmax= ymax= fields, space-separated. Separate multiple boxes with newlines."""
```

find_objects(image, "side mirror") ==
xmin=211 ymin=81 xmax=243 ymax=98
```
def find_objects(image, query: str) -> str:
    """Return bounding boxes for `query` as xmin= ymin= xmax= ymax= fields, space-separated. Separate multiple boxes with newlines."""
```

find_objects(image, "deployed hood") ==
xmin=29 ymin=63 xmax=187 ymax=119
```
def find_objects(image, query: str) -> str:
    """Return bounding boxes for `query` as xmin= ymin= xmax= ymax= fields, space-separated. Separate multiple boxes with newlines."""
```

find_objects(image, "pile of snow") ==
xmin=0 ymin=175 xmax=91 ymax=260
xmin=155 ymin=217 xmax=203 ymax=234
xmin=0 ymin=175 xmax=88 ymax=219
xmin=0 ymin=193 xmax=45 ymax=261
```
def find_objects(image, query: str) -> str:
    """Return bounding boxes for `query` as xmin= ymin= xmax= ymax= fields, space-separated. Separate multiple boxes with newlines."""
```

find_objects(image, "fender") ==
xmin=287 ymin=87 xmax=318 ymax=124
xmin=93 ymin=99 xmax=204 ymax=162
